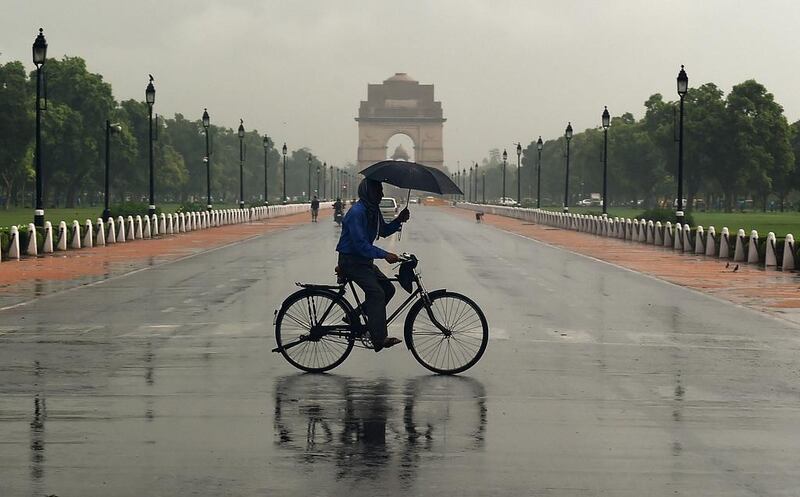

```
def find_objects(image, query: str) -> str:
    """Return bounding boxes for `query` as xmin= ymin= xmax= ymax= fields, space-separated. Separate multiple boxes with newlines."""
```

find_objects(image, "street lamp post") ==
xmin=482 ymin=171 xmax=486 ymax=204
xmin=145 ymin=76 xmax=156 ymax=216
xmin=468 ymin=165 xmax=473 ymax=202
xmin=263 ymin=135 xmax=270 ymax=205
xmin=102 ymin=120 xmax=122 ymax=221
xmin=564 ymin=122 xmax=573 ymax=212
xmin=601 ymin=106 xmax=610 ymax=216
xmin=322 ymin=162 xmax=327 ymax=199
xmin=676 ymin=65 xmax=688 ymax=225
xmin=307 ymin=154 xmax=312 ymax=202
xmin=282 ymin=143 xmax=287 ymax=204
xmin=536 ymin=137 xmax=543 ymax=209
xmin=462 ymin=168 xmax=466 ymax=201
xmin=316 ymin=166 xmax=320 ymax=197
xmin=32 ymin=28 xmax=47 ymax=227
xmin=502 ymin=149 xmax=508 ymax=203
xmin=238 ymin=120 xmax=245 ymax=209
xmin=202 ymin=108 xmax=212 ymax=210
xmin=516 ymin=143 xmax=522 ymax=205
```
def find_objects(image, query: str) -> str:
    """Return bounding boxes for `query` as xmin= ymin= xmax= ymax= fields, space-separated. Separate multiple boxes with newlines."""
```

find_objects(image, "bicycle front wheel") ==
xmin=275 ymin=289 xmax=355 ymax=373
xmin=404 ymin=291 xmax=489 ymax=375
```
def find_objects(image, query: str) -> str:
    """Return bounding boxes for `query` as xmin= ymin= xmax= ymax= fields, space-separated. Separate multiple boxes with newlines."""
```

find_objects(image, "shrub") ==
xmin=108 ymin=202 xmax=161 ymax=220
xmin=637 ymin=207 xmax=695 ymax=227
xmin=176 ymin=201 xmax=205 ymax=213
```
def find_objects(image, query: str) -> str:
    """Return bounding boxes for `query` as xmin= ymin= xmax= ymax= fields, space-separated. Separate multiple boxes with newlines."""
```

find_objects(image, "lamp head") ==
xmin=565 ymin=122 xmax=573 ymax=140
xmin=502 ymin=149 xmax=508 ymax=161
xmin=145 ymin=76 xmax=155 ymax=106
xmin=677 ymin=65 xmax=688 ymax=96
xmin=282 ymin=143 xmax=287 ymax=155
xmin=537 ymin=136 xmax=543 ymax=150
xmin=516 ymin=143 xmax=522 ymax=155
xmin=32 ymin=28 xmax=47 ymax=66
xmin=202 ymin=108 xmax=210 ymax=128
xmin=237 ymin=119 xmax=245 ymax=138
xmin=602 ymin=106 xmax=610 ymax=129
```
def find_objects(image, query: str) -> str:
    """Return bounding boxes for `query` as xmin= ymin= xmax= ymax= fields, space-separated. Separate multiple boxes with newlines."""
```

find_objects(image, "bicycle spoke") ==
xmin=408 ymin=293 xmax=487 ymax=374
xmin=277 ymin=290 xmax=355 ymax=372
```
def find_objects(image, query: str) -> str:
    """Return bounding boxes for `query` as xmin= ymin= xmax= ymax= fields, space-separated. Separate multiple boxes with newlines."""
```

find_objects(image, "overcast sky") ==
xmin=3 ymin=0 xmax=800 ymax=168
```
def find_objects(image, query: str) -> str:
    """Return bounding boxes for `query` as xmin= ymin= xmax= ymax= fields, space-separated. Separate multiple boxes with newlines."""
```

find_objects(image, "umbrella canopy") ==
xmin=359 ymin=160 xmax=463 ymax=195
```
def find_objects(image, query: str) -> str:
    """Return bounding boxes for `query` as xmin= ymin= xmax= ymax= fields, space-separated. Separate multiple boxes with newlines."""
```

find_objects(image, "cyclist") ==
xmin=336 ymin=178 xmax=410 ymax=352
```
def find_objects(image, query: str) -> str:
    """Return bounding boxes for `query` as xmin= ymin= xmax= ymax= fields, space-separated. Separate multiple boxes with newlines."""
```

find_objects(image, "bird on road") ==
xmin=725 ymin=262 xmax=730 ymax=268
xmin=733 ymin=264 xmax=739 ymax=272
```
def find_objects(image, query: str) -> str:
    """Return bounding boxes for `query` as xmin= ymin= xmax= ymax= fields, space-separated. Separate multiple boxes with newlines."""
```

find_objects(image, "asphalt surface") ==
xmin=1 ymin=205 xmax=799 ymax=496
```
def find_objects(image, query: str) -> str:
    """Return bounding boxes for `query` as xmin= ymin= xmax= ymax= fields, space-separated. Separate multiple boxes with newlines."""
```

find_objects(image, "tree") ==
xmin=33 ymin=56 xmax=115 ymax=207
xmin=721 ymin=80 xmax=794 ymax=211
xmin=0 ymin=61 xmax=34 ymax=209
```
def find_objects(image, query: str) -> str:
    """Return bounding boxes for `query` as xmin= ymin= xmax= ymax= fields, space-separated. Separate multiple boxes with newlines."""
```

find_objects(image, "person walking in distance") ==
xmin=336 ymin=179 xmax=410 ymax=352
xmin=310 ymin=195 xmax=320 ymax=223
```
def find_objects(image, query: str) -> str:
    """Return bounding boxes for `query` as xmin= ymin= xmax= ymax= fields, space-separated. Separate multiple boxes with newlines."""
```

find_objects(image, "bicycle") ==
xmin=272 ymin=254 xmax=489 ymax=375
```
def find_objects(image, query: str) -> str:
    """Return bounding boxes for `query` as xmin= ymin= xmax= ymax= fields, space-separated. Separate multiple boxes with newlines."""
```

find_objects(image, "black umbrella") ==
xmin=359 ymin=161 xmax=463 ymax=203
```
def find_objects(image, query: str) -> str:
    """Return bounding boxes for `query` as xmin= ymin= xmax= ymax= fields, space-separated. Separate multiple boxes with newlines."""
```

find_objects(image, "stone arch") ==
xmin=356 ymin=73 xmax=445 ymax=170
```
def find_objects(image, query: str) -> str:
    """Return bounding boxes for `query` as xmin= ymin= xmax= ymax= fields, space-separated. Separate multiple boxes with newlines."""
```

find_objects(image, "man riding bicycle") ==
xmin=336 ymin=178 xmax=409 ymax=352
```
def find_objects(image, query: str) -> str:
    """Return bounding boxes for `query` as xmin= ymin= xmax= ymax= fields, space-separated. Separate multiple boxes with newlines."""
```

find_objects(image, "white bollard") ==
xmin=83 ymin=219 xmax=93 ymax=248
xmin=143 ymin=215 xmax=152 ymax=239
xmin=151 ymin=214 xmax=159 ymax=236
xmin=70 ymin=220 xmax=81 ymax=250
xmin=43 ymin=221 xmax=54 ymax=253
xmin=167 ymin=213 xmax=174 ymax=234
xmin=26 ymin=223 xmax=38 ymax=256
xmin=135 ymin=215 xmax=144 ymax=239
xmin=127 ymin=216 xmax=135 ymax=240
xmin=694 ymin=226 xmax=705 ymax=254
xmin=782 ymin=234 xmax=795 ymax=270
xmin=8 ymin=226 xmax=20 ymax=260
xmin=638 ymin=220 xmax=647 ymax=243
xmin=159 ymin=213 xmax=167 ymax=234
xmin=705 ymin=226 xmax=716 ymax=256
xmin=719 ymin=227 xmax=730 ymax=259
xmin=673 ymin=223 xmax=683 ymax=251
xmin=96 ymin=218 xmax=106 ymax=246
xmin=747 ymin=230 xmax=760 ymax=264
xmin=116 ymin=216 xmax=126 ymax=243
xmin=663 ymin=222 xmax=672 ymax=247
xmin=733 ymin=229 xmax=746 ymax=262
xmin=179 ymin=212 xmax=186 ymax=232
xmin=683 ymin=224 xmax=692 ymax=252
xmin=107 ymin=217 xmax=117 ymax=244
xmin=173 ymin=213 xmax=179 ymax=232
xmin=765 ymin=232 xmax=777 ymax=268
xmin=646 ymin=220 xmax=654 ymax=244
xmin=56 ymin=221 xmax=68 ymax=251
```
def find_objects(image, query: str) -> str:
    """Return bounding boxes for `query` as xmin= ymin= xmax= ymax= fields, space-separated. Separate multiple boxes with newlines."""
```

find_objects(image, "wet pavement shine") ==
xmin=1 ymin=206 xmax=799 ymax=496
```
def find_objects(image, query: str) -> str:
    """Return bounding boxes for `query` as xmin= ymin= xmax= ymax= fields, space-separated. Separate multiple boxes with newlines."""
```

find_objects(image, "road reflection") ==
xmin=273 ymin=374 xmax=486 ymax=485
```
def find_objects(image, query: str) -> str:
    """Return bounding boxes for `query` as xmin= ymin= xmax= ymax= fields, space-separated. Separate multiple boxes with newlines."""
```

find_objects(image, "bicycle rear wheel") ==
xmin=404 ymin=291 xmax=489 ymax=375
xmin=275 ymin=289 xmax=355 ymax=372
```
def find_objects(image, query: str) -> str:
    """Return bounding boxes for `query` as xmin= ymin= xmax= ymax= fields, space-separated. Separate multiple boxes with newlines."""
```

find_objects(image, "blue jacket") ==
xmin=336 ymin=201 xmax=401 ymax=259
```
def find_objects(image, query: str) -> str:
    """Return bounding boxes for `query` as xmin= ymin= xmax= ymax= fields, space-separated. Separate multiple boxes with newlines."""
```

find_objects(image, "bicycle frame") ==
xmin=274 ymin=262 xmax=442 ymax=353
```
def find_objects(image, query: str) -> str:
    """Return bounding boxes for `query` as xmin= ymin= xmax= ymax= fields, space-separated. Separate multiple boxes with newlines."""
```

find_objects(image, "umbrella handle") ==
xmin=406 ymin=188 xmax=411 ymax=207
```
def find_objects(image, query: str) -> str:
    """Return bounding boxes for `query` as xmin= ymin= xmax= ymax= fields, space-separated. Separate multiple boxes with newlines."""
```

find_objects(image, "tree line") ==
xmin=468 ymin=79 xmax=800 ymax=212
xmin=0 ymin=56 xmax=356 ymax=210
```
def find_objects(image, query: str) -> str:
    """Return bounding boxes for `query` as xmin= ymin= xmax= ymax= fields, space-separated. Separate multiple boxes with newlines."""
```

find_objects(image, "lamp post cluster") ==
xmin=483 ymin=67 xmax=686 ymax=217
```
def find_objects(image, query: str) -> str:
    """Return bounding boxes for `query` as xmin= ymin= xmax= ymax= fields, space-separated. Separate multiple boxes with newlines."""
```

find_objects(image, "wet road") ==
xmin=1 ymin=206 xmax=800 ymax=496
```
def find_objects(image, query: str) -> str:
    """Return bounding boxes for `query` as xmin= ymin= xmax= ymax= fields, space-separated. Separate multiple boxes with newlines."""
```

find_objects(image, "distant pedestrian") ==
xmin=311 ymin=196 xmax=320 ymax=222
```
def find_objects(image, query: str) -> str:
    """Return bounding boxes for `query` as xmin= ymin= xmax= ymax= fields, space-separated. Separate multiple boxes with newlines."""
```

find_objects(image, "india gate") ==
xmin=356 ymin=73 xmax=445 ymax=170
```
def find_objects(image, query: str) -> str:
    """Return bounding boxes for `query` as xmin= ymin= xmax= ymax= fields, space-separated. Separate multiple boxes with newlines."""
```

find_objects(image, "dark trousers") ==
xmin=337 ymin=253 xmax=395 ymax=343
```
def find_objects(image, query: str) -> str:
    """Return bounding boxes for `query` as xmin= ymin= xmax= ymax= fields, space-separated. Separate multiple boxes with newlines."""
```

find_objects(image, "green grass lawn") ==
xmin=0 ymin=203 xmax=242 ymax=229
xmin=541 ymin=206 xmax=800 ymax=237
